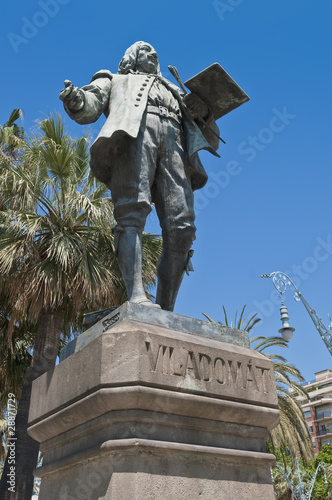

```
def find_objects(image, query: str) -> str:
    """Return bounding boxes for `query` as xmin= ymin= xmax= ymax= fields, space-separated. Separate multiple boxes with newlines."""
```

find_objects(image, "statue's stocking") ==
xmin=116 ymin=226 xmax=155 ymax=306
xmin=156 ymin=248 xmax=189 ymax=311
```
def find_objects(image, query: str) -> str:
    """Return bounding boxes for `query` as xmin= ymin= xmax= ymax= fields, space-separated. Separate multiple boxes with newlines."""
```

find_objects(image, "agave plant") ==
xmin=203 ymin=304 xmax=261 ymax=333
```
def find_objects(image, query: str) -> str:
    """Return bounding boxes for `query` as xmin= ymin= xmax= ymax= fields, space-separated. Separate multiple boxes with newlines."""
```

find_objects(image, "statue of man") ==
xmin=60 ymin=41 xmax=220 ymax=311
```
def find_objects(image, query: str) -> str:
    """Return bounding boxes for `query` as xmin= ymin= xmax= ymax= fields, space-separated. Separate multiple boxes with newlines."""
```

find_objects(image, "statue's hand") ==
xmin=59 ymin=80 xmax=85 ymax=111
xmin=183 ymin=93 xmax=209 ymax=120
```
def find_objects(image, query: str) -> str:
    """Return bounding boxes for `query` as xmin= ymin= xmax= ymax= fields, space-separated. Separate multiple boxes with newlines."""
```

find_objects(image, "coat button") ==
xmin=138 ymin=93 xmax=142 ymax=97
xmin=136 ymin=98 xmax=141 ymax=101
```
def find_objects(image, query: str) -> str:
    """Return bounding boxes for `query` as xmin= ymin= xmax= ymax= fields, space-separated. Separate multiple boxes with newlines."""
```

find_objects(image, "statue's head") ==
xmin=118 ymin=41 xmax=161 ymax=75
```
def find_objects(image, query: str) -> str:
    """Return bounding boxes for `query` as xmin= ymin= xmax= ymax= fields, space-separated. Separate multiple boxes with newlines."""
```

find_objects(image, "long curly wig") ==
xmin=118 ymin=41 xmax=161 ymax=75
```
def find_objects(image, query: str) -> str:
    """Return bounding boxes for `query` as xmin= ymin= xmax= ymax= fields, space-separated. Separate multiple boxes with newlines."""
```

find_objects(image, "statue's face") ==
xmin=136 ymin=43 xmax=159 ymax=74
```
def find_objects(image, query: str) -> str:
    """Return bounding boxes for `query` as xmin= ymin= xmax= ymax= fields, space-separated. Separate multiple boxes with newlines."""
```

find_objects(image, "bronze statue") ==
xmin=60 ymin=41 xmax=226 ymax=311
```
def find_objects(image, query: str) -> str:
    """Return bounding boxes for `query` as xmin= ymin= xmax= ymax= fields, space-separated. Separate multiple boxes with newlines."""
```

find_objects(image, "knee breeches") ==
xmin=108 ymin=112 xmax=196 ymax=253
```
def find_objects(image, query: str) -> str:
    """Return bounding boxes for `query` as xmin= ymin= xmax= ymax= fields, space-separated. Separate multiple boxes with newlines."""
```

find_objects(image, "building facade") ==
xmin=295 ymin=369 xmax=332 ymax=453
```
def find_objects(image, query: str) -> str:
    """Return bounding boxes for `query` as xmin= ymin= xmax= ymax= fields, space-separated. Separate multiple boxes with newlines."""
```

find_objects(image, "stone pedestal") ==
xmin=28 ymin=303 xmax=279 ymax=499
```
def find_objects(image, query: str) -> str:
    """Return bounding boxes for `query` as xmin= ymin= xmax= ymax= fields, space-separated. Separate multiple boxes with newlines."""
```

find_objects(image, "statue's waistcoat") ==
xmin=90 ymin=73 xmax=211 ymax=190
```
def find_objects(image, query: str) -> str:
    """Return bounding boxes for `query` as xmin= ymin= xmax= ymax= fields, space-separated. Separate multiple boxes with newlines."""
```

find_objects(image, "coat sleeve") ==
xmin=63 ymin=70 xmax=112 ymax=125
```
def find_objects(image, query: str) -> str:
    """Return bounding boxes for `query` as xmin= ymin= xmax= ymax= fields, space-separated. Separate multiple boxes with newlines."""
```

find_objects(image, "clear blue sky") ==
xmin=1 ymin=0 xmax=332 ymax=380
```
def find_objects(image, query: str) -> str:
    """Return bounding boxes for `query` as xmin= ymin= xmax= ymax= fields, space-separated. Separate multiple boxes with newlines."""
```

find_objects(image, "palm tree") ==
xmin=252 ymin=335 xmax=314 ymax=462
xmin=0 ymin=114 xmax=162 ymax=499
xmin=0 ymin=109 xmax=25 ymax=214
xmin=0 ymin=409 xmax=8 ymax=475
xmin=203 ymin=306 xmax=314 ymax=463
xmin=0 ymin=309 xmax=34 ymax=413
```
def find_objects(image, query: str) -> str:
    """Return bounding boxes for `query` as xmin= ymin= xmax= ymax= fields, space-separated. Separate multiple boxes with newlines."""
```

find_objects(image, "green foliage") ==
xmin=272 ymin=446 xmax=332 ymax=499
xmin=309 ymin=445 xmax=332 ymax=499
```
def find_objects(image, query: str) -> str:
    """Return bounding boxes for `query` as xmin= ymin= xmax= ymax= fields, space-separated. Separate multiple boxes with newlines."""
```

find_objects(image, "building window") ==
xmin=310 ymin=426 xmax=313 ymax=433
xmin=304 ymin=411 xmax=311 ymax=419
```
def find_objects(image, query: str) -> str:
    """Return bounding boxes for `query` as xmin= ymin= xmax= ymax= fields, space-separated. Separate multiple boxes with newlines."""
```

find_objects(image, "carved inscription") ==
xmin=145 ymin=341 xmax=271 ymax=394
xmin=102 ymin=312 xmax=120 ymax=332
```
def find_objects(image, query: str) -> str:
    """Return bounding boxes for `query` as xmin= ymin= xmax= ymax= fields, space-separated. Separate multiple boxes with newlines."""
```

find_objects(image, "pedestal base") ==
xmin=28 ymin=303 xmax=279 ymax=499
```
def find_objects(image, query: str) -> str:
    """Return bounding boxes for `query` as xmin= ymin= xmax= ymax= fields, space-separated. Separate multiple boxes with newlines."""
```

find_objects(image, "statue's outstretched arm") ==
xmin=59 ymin=75 xmax=112 ymax=125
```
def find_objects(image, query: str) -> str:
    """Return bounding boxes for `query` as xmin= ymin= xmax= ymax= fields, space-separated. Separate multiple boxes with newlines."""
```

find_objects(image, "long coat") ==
xmin=64 ymin=70 xmax=220 ymax=191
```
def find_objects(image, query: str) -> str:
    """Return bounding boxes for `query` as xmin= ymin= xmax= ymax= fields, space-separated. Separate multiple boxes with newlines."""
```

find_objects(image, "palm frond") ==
xmin=4 ymin=109 xmax=23 ymax=128
xmin=251 ymin=336 xmax=288 ymax=353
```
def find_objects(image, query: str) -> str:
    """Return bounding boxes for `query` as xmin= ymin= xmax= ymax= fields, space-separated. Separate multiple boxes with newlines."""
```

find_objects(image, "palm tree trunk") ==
xmin=0 ymin=309 xmax=64 ymax=500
